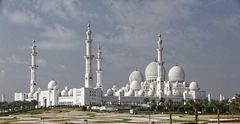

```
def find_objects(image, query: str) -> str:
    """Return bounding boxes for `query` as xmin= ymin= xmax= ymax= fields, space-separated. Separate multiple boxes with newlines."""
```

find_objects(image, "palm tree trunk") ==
xmin=217 ymin=109 xmax=220 ymax=124
xmin=195 ymin=109 xmax=198 ymax=124
xmin=149 ymin=109 xmax=150 ymax=123
xmin=169 ymin=111 xmax=172 ymax=124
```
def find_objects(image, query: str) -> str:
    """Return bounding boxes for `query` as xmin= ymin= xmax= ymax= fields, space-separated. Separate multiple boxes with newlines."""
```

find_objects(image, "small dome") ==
xmin=189 ymin=81 xmax=199 ymax=91
xmin=129 ymin=70 xmax=144 ymax=83
xmin=168 ymin=65 xmax=185 ymax=82
xmin=148 ymin=90 xmax=154 ymax=96
xmin=28 ymin=92 xmax=33 ymax=98
xmin=48 ymin=80 xmax=57 ymax=90
xmin=106 ymin=89 xmax=114 ymax=96
xmin=130 ymin=80 xmax=141 ymax=90
xmin=61 ymin=90 xmax=67 ymax=96
xmin=138 ymin=90 xmax=145 ymax=96
xmin=145 ymin=61 xmax=165 ymax=81
xmin=68 ymin=89 xmax=73 ymax=96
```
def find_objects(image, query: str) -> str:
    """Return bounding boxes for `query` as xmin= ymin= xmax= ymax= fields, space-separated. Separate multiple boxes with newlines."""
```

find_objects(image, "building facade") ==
xmin=14 ymin=24 xmax=206 ymax=107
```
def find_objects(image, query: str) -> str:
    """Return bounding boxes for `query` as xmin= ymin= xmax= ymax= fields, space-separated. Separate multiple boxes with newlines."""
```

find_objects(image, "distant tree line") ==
xmin=0 ymin=100 xmax=38 ymax=114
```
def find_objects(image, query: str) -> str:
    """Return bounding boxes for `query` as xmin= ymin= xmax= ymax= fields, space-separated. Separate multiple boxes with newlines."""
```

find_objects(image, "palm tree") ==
xmin=150 ymin=99 xmax=157 ymax=111
xmin=201 ymin=99 xmax=210 ymax=114
xmin=159 ymin=97 xmax=165 ymax=104
xmin=188 ymin=99 xmax=202 ymax=124
xmin=30 ymin=100 xmax=38 ymax=109
xmin=230 ymin=94 xmax=240 ymax=114
xmin=212 ymin=100 xmax=223 ymax=124
xmin=165 ymin=99 xmax=173 ymax=124
xmin=144 ymin=98 xmax=150 ymax=104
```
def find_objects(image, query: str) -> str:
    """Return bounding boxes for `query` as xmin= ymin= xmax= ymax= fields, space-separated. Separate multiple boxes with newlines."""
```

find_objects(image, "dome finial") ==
xmin=135 ymin=67 xmax=138 ymax=71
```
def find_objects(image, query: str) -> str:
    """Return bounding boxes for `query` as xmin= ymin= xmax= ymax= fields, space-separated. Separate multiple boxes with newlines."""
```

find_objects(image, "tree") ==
xmin=144 ymin=98 xmax=150 ymax=104
xmin=165 ymin=99 xmax=173 ymax=124
xmin=30 ymin=100 xmax=38 ymax=109
xmin=159 ymin=97 xmax=165 ymax=104
xmin=212 ymin=100 xmax=228 ymax=124
xmin=188 ymin=99 xmax=202 ymax=124
xmin=0 ymin=101 xmax=8 ymax=113
xmin=212 ymin=100 xmax=222 ymax=124
xmin=150 ymin=99 xmax=157 ymax=111
xmin=230 ymin=94 xmax=240 ymax=114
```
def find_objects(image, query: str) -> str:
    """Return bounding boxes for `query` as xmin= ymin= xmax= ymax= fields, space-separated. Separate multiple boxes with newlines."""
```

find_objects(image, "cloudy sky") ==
xmin=0 ymin=0 xmax=239 ymax=101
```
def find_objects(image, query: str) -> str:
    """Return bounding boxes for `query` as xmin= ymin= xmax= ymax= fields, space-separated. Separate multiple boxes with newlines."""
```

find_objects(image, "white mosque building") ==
xmin=14 ymin=24 xmax=206 ymax=107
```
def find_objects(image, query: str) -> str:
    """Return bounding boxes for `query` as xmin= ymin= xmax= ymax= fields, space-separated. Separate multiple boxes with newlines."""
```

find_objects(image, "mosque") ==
xmin=14 ymin=24 xmax=206 ymax=107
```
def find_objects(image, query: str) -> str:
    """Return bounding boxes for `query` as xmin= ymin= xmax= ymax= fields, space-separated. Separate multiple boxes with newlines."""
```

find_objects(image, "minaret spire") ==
xmin=156 ymin=33 xmax=164 ymax=97
xmin=157 ymin=33 xmax=164 ymax=80
xmin=84 ymin=24 xmax=94 ymax=88
xmin=96 ymin=44 xmax=103 ymax=90
xmin=30 ymin=40 xmax=38 ymax=93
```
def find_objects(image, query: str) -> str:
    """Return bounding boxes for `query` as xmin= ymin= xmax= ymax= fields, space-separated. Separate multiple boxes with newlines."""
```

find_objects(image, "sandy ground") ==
xmin=0 ymin=110 xmax=239 ymax=124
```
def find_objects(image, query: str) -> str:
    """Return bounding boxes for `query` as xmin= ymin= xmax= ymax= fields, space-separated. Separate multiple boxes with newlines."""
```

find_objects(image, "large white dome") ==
xmin=168 ymin=65 xmax=185 ymax=82
xmin=130 ymin=80 xmax=141 ymax=91
xmin=129 ymin=70 xmax=143 ymax=83
xmin=48 ymin=80 xmax=57 ymax=90
xmin=145 ymin=61 xmax=165 ymax=81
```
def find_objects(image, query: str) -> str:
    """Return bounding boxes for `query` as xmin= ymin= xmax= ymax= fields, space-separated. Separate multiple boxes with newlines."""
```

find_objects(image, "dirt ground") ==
xmin=0 ymin=109 xmax=239 ymax=124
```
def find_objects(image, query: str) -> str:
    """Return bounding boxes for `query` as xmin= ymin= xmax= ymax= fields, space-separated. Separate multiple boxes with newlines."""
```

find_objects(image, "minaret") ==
xmin=84 ymin=24 xmax=94 ymax=88
xmin=96 ymin=45 xmax=103 ymax=90
xmin=30 ymin=40 xmax=38 ymax=93
xmin=156 ymin=33 xmax=164 ymax=97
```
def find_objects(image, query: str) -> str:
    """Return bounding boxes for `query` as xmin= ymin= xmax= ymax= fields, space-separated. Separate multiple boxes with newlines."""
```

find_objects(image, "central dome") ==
xmin=168 ymin=65 xmax=185 ymax=82
xmin=129 ymin=70 xmax=143 ymax=83
xmin=145 ymin=61 xmax=165 ymax=81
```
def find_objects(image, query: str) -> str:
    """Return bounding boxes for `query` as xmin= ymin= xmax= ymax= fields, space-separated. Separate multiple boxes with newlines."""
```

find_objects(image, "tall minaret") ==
xmin=84 ymin=24 xmax=94 ymax=88
xmin=30 ymin=40 xmax=38 ymax=93
xmin=156 ymin=33 xmax=164 ymax=97
xmin=96 ymin=45 xmax=103 ymax=90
